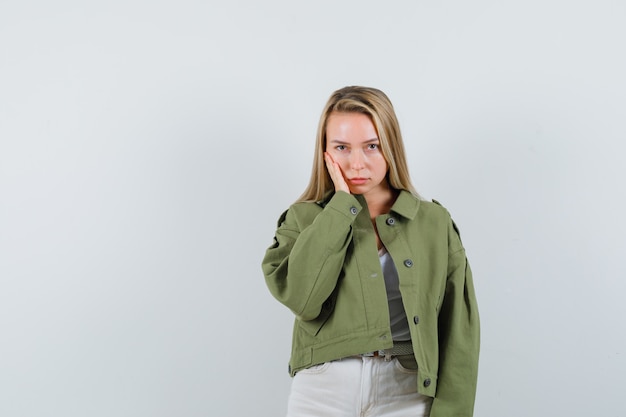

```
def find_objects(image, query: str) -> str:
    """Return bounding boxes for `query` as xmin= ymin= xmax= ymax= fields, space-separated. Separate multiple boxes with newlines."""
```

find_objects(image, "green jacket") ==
xmin=262 ymin=190 xmax=480 ymax=417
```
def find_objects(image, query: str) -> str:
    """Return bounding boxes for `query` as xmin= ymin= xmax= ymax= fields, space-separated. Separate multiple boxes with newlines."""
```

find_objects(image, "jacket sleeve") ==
xmin=430 ymin=217 xmax=480 ymax=417
xmin=261 ymin=192 xmax=361 ymax=321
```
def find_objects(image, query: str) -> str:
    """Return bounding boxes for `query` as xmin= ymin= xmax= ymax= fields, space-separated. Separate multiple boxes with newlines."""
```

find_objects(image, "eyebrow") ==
xmin=328 ymin=138 xmax=380 ymax=144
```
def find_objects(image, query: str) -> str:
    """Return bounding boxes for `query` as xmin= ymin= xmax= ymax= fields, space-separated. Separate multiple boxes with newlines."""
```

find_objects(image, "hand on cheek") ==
xmin=324 ymin=152 xmax=350 ymax=194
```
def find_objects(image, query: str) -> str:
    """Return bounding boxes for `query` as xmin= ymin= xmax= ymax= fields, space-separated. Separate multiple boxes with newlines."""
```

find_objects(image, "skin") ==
xmin=324 ymin=112 xmax=398 ymax=248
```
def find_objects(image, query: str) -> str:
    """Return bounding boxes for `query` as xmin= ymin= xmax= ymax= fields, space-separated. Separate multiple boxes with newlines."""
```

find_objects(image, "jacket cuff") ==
xmin=324 ymin=191 xmax=363 ymax=221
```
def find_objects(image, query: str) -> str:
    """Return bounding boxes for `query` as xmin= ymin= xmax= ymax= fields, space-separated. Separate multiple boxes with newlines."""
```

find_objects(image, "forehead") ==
xmin=326 ymin=112 xmax=378 ymax=139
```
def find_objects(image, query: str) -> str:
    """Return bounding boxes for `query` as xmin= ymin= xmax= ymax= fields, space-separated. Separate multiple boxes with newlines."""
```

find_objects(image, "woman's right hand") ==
xmin=324 ymin=152 xmax=350 ymax=194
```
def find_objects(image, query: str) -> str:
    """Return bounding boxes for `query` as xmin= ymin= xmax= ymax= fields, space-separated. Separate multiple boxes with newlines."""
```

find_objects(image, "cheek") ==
xmin=328 ymin=149 xmax=348 ymax=162
xmin=373 ymin=155 xmax=388 ymax=171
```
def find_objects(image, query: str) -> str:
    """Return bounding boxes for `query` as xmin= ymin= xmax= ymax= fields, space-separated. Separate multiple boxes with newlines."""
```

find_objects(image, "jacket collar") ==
xmin=390 ymin=190 xmax=421 ymax=220
xmin=318 ymin=189 xmax=420 ymax=220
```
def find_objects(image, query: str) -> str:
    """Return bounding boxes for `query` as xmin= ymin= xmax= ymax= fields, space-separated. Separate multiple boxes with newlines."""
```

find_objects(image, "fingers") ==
xmin=324 ymin=152 xmax=350 ymax=194
xmin=324 ymin=152 xmax=336 ymax=177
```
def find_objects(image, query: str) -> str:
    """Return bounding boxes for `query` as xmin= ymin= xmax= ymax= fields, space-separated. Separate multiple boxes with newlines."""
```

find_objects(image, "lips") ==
xmin=349 ymin=177 xmax=368 ymax=185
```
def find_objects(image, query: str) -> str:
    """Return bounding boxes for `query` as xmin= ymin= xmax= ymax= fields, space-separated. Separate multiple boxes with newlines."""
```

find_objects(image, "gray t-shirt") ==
xmin=379 ymin=248 xmax=411 ymax=341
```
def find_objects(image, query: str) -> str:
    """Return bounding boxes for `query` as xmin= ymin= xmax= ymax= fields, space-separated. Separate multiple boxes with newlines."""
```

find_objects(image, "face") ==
xmin=325 ymin=112 xmax=389 ymax=197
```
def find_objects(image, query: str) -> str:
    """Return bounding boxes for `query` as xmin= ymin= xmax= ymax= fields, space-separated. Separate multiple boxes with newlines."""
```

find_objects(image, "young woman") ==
xmin=262 ymin=86 xmax=480 ymax=417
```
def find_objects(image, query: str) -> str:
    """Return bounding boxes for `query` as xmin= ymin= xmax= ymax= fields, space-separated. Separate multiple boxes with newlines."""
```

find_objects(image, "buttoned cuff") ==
xmin=324 ymin=191 xmax=362 ymax=221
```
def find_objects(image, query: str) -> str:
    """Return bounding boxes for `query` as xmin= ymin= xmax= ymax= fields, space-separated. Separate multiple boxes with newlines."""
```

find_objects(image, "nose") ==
xmin=349 ymin=150 xmax=365 ymax=171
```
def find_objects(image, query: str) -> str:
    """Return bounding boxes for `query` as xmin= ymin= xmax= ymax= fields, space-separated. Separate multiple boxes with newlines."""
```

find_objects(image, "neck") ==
xmin=363 ymin=185 xmax=398 ymax=218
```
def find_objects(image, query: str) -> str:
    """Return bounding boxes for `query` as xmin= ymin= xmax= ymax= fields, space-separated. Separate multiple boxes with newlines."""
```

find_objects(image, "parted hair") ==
xmin=297 ymin=86 xmax=418 ymax=202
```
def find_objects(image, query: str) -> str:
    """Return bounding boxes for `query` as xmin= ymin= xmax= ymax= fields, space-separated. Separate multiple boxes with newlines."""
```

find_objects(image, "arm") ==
xmin=262 ymin=191 xmax=361 ymax=321
xmin=430 ymin=219 xmax=480 ymax=417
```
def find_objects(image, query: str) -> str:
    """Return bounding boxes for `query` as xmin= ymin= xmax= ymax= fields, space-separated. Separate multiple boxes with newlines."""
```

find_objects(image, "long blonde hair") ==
xmin=297 ymin=86 xmax=418 ymax=202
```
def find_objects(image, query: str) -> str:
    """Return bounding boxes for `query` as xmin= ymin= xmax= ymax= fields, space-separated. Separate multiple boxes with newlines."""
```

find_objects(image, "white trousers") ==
xmin=286 ymin=356 xmax=432 ymax=417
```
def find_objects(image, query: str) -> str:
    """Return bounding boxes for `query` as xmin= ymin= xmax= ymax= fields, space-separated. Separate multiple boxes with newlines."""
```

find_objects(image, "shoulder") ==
xmin=276 ymin=199 xmax=324 ymax=229
xmin=407 ymin=197 xmax=464 ymax=243
xmin=415 ymin=198 xmax=453 ymax=223
xmin=426 ymin=199 xmax=465 ymax=244
xmin=290 ymin=199 xmax=325 ymax=216
xmin=422 ymin=198 xmax=448 ymax=213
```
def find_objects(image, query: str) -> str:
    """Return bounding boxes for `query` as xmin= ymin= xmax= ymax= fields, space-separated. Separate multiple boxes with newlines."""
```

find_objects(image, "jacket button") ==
xmin=386 ymin=217 xmax=395 ymax=226
xmin=413 ymin=315 xmax=419 ymax=324
xmin=424 ymin=378 xmax=431 ymax=387
xmin=350 ymin=206 xmax=358 ymax=215
xmin=404 ymin=259 xmax=413 ymax=268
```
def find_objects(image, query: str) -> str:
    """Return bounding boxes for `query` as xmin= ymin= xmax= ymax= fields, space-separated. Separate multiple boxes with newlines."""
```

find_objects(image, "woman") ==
xmin=262 ymin=86 xmax=480 ymax=417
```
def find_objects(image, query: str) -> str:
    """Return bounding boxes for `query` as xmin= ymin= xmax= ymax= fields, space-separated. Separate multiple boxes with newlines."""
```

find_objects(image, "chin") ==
xmin=348 ymin=186 xmax=370 ymax=195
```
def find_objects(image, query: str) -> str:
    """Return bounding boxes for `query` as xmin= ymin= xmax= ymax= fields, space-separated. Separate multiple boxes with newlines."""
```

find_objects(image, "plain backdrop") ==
xmin=1 ymin=1 xmax=625 ymax=416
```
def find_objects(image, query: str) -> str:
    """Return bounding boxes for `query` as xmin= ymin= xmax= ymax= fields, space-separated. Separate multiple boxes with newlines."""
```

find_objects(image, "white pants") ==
xmin=287 ymin=356 xmax=432 ymax=417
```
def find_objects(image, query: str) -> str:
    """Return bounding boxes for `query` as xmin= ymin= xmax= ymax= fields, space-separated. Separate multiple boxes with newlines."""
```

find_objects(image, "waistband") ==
xmin=360 ymin=341 xmax=414 ymax=360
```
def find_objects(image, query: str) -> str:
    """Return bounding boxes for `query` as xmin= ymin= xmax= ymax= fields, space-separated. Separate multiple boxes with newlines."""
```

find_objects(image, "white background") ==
xmin=1 ymin=1 xmax=625 ymax=416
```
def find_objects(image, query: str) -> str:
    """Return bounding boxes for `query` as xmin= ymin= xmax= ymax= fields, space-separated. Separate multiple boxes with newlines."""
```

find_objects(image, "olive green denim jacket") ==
xmin=262 ymin=190 xmax=480 ymax=417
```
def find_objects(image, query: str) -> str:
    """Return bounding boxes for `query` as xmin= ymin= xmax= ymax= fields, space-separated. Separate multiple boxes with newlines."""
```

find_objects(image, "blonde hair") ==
xmin=297 ymin=86 xmax=418 ymax=202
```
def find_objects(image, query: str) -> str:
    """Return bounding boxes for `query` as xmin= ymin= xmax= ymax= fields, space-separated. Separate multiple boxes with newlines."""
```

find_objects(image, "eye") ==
xmin=335 ymin=145 xmax=347 ymax=151
xmin=367 ymin=143 xmax=379 ymax=150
